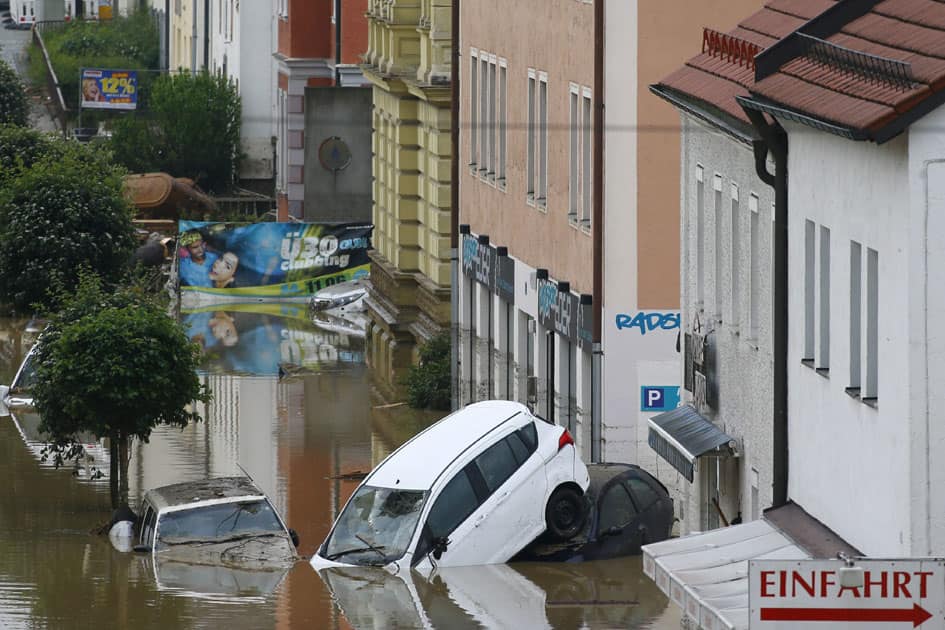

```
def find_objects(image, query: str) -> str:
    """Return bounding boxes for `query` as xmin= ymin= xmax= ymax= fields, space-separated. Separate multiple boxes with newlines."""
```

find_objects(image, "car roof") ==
xmin=144 ymin=476 xmax=265 ymax=513
xmin=367 ymin=401 xmax=531 ymax=490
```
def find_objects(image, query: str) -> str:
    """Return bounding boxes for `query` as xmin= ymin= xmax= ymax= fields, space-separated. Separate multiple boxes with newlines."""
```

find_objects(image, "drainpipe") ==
xmin=191 ymin=0 xmax=198 ymax=73
xmin=334 ymin=0 xmax=342 ymax=84
xmin=203 ymin=0 xmax=209 ymax=69
xmin=744 ymin=109 xmax=788 ymax=508
xmin=450 ymin=0 xmax=460 ymax=410
xmin=590 ymin=0 xmax=604 ymax=463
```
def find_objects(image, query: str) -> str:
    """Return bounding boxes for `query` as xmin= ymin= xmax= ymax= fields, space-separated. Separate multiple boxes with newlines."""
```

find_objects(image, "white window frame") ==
xmin=569 ymin=83 xmax=580 ymax=224
xmin=479 ymin=54 xmax=489 ymax=178
xmin=488 ymin=54 xmax=497 ymax=184
xmin=818 ymin=225 xmax=831 ymax=371
xmin=804 ymin=219 xmax=816 ymax=361
xmin=849 ymin=240 xmax=862 ymax=392
xmin=696 ymin=165 xmax=705 ymax=307
xmin=748 ymin=193 xmax=760 ymax=340
xmin=497 ymin=59 xmax=507 ymax=190
xmin=537 ymin=71 xmax=548 ymax=210
xmin=713 ymin=174 xmax=723 ymax=320
xmin=469 ymin=49 xmax=479 ymax=171
xmin=526 ymin=69 xmax=536 ymax=205
xmin=581 ymin=87 xmax=592 ymax=229
xmin=730 ymin=183 xmax=740 ymax=329
xmin=864 ymin=247 xmax=878 ymax=401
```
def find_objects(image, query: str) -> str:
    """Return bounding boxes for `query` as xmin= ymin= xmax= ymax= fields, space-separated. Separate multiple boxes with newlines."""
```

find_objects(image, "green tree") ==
xmin=0 ymin=143 xmax=136 ymax=313
xmin=0 ymin=59 xmax=29 ymax=127
xmin=110 ymin=71 xmax=241 ymax=192
xmin=0 ymin=126 xmax=59 ymax=188
xmin=31 ymin=274 xmax=210 ymax=508
xmin=404 ymin=332 xmax=452 ymax=410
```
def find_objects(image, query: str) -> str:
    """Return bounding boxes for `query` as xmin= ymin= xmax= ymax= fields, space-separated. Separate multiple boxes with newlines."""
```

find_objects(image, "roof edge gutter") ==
xmin=742 ymin=104 xmax=789 ymax=509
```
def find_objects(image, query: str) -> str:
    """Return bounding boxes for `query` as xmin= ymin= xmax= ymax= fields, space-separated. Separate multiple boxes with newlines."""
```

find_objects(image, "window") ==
xmin=730 ymin=184 xmax=740 ymax=328
xmin=581 ymin=89 xmax=592 ymax=227
xmin=849 ymin=241 xmax=862 ymax=390
xmin=479 ymin=56 xmax=488 ymax=176
xmin=537 ymin=73 xmax=548 ymax=208
xmin=818 ymin=226 xmax=831 ymax=370
xmin=488 ymin=56 xmax=496 ymax=182
xmin=714 ymin=174 xmax=723 ymax=319
xmin=497 ymin=60 xmax=507 ymax=188
xmin=474 ymin=439 xmax=519 ymax=493
xmin=749 ymin=194 xmax=760 ymax=339
xmin=505 ymin=432 xmax=531 ymax=465
xmin=804 ymin=220 xmax=816 ymax=360
xmin=279 ymin=0 xmax=288 ymax=19
xmin=598 ymin=483 xmax=636 ymax=533
xmin=696 ymin=166 xmax=705 ymax=305
xmin=627 ymin=477 xmax=661 ymax=512
xmin=517 ymin=422 xmax=538 ymax=452
xmin=865 ymin=248 xmax=878 ymax=400
xmin=526 ymin=71 xmax=536 ymax=200
xmin=141 ymin=506 xmax=156 ymax=546
xmin=426 ymin=471 xmax=479 ymax=541
xmin=469 ymin=50 xmax=478 ymax=168
xmin=569 ymin=85 xmax=579 ymax=221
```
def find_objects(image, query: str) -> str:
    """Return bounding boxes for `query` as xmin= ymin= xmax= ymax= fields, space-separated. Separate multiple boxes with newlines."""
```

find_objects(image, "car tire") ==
xmin=545 ymin=486 xmax=587 ymax=541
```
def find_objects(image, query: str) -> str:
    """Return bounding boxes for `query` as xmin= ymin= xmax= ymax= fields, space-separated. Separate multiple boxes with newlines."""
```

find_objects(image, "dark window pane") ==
xmin=427 ymin=471 xmax=479 ymax=539
xmin=627 ymin=477 xmax=661 ymax=511
xmin=517 ymin=422 xmax=538 ymax=451
xmin=506 ymin=432 xmax=531 ymax=465
xmin=474 ymin=439 xmax=519 ymax=493
xmin=141 ymin=507 xmax=156 ymax=545
xmin=598 ymin=483 xmax=637 ymax=533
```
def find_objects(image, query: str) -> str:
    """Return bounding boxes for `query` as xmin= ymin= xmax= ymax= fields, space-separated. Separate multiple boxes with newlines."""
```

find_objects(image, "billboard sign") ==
xmin=80 ymin=69 xmax=138 ymax=110
xmin=749 ymin=558 xmax=945 ymax=629
xmin=178 ymin=221 xmax=372 ymax=298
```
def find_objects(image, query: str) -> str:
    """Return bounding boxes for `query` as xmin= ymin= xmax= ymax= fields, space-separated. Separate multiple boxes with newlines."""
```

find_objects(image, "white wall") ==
xmin=238 ymin=0 xmax=273 ymax=180
xmin=786 ymin=121 xmax=911 ymax=556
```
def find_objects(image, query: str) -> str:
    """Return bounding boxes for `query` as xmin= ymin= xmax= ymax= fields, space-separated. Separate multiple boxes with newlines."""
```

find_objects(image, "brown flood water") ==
xmin=0 ymin=312 xmax=680 ymax=629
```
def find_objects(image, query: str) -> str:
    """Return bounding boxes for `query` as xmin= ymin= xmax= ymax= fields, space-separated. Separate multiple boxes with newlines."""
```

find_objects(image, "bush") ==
xmin=109 ymin=71 xmax=242 ymax=192
xmin=0 ymin=60 xmax=29 ymax=127
xmin=0 ymin=126 xmax=59 ymax=188
xmin=404 ymin=332 xmax=452 ymax=410
xmin=0 ymin=142 xmax=136 ymax=313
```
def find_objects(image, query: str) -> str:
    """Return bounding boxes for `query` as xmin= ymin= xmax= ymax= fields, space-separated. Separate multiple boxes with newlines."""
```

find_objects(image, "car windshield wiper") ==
xmin=326 ymin=539 xmax=388 ymax=561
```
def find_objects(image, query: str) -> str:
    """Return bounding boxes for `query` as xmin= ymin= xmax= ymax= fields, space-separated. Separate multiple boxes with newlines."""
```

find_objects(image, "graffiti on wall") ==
xmin=615 ymin=312 xmax=681 ymax=335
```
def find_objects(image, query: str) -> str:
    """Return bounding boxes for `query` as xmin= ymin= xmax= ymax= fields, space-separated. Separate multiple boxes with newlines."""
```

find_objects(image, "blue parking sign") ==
xmin=641 ymin=386 xmax=681 ymax=412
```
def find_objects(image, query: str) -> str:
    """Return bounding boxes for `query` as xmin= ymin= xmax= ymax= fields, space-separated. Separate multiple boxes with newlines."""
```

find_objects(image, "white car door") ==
xmin=429 ymin=430 xmax=547 ymax=568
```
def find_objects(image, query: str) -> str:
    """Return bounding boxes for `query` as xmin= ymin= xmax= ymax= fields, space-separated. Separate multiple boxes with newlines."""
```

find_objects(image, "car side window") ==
xmin=140 ymin=506 xmax=157 ymax=546
xmin=598 ymin=483 xmax=637 ymax=534
xmin=474 ymin=438 xmax=520 ymax=493
xmin=506 ymin=431 xmax=531 ymax=465
xmin=426 ymin=470 xmax=480 ymax=541
xmin=626 ymin=477 xmax=661 ymax=512
xmin=517 ymin=421 xmax=538 ymax=451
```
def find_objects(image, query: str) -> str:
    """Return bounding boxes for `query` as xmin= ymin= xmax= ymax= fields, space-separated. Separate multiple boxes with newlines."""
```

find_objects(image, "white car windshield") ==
xmin=323 ymin=486 xmax=427 ymax=565
xmin=156 ymin=500 xmax=285 ymax=549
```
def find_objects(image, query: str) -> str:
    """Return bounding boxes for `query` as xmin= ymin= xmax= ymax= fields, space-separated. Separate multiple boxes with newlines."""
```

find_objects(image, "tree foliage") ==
xmin=32 ymin=274 xmax=210 ymax=507
xmin=0 ymin=125 xmax=60 ymax=188
xmin=404 ymin=332 xmax=452 ymax=410
xmin=0 ymin=142 xmax=136 ymax=314
xmin=0 ymin=59 xmax=29 ymax=127
xmin=109 ymin=71 xmax=242 ymax=192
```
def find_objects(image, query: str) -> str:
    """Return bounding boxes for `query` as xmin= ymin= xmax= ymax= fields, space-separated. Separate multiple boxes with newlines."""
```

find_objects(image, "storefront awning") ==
xmin=647 ymin=404 xmax=734 ymax=482
xmin=642 ymin=519 xmax=811 ymax=630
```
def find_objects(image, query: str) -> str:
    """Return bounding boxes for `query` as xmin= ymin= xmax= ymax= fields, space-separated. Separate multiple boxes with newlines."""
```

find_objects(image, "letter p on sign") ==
xmin=641 ymin=386 xmax=680 ymax=412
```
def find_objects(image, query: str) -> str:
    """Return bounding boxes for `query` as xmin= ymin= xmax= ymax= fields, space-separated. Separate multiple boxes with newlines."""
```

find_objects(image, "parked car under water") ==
xmin=136 ymin=477 xmax=299 ymax=568
xmin=514 ymin=463 xmax=674 ymax=562
xmin=311 ymin=401 xmax=590 ymax=572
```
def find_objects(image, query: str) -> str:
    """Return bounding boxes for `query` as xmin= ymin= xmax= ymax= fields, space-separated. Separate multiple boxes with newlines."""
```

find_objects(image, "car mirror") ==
xmin=431 ymin=536 xmax=450 ymax=560
xmin=132 ymin=544 xmax=152 ymax=553
xmin=289 ymin=528 xmax=300 ymax=548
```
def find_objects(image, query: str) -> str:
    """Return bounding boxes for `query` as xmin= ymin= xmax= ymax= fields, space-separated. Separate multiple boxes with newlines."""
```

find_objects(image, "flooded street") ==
xmin=0 ymin=309 xmax=680 ymax=629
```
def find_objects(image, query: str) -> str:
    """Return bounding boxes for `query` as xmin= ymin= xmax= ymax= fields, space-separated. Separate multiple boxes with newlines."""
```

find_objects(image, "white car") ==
xmin=310 ymin=400 xmax=590 ymax=571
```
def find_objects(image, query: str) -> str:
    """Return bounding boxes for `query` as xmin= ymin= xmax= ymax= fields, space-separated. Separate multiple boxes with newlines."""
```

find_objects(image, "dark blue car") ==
xmin=514 ymin=463 xmax=674 ymax=562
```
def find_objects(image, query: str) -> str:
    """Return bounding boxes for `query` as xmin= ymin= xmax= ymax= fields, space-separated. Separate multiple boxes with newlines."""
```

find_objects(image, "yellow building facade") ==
xmin=363 ymin=0 xmax=453 ymax=399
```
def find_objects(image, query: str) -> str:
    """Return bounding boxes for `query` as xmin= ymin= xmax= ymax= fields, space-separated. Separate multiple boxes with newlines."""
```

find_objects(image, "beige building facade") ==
xmin=363 ymin=0 xmax=453 ymax=400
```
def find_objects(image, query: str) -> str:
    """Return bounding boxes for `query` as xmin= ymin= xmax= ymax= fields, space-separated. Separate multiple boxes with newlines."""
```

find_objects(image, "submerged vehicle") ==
xmin=308 ymin=280 xmax=367 ymax=315
xmin=0 ymin=340 xmax=37 ymax=411
xmin=136 ymin=477 xmax=299 ymax=567
xmin=311 ymin=401 xmax=590 ymax=572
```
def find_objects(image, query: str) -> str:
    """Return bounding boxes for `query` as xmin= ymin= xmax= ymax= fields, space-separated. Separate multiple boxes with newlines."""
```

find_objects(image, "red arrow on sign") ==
xmin=761 ymin=603 xmax=933 ymax=627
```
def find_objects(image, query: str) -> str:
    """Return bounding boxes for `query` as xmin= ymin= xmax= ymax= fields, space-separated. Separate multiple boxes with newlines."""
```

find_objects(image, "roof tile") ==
xmin=843 ymin=12 xmax=945 ymax=59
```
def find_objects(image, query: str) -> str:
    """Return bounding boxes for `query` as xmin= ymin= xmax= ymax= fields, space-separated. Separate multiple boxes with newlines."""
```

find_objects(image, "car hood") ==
xmin=156 ymin=533 xmax=298 ymax=568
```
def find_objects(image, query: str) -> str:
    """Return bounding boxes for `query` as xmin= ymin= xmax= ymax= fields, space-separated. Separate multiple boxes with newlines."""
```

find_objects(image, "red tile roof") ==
xmin=654 ymin=0 xmax=945 ymax=142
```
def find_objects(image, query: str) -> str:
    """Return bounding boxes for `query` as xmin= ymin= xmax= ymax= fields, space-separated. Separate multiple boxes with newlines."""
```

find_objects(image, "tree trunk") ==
xmin=109 ymin=437 xmax=119 ymax=509
xmin=118 ymin=431 xmax=130 ymax=508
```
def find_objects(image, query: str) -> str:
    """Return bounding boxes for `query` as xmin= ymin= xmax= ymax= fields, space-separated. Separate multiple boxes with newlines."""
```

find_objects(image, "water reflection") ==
xmin=0 ymin=311 xmax=678 ymax=629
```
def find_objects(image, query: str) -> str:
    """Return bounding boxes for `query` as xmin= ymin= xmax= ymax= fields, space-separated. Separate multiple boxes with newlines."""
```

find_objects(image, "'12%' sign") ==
xmin=750 ymin=558 xmax=945 ymax=628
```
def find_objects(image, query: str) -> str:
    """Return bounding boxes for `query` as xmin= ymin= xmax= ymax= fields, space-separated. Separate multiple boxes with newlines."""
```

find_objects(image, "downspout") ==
xmin=744 ymin=110 xmax=788 ymax=507
xmin=450 ymin=0 xmax=460 ymax=410
xmin=191 ymin=0 xmax=198 ymax=73
xmin=590 ymin=0 xmax=604 ymax=462
xmin=334 ymin=0 xmax=342 ymax=84
xmin=203 ymin=0 xmax=209 ymax=69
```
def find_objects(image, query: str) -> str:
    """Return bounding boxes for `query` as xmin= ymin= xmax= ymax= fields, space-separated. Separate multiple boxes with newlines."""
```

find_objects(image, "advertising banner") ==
xmin=177 ymin=221 xmax=372 ymax=299
xmin=80 ymin=69 xmax=137 ymax=110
